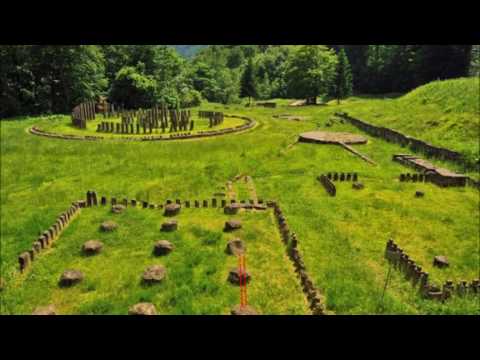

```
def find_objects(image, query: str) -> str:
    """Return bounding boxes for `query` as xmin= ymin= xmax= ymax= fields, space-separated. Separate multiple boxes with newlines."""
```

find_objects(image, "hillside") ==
xmin=341 ymin=77 xmax=480 ymax=163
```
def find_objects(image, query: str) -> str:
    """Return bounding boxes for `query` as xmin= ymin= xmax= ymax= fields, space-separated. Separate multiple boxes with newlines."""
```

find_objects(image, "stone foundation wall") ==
xmin=336 ymin=112 xmax=468 ymax=166
xmin=91 ymin=191 xmax=267 ymax=212
xmin=317 ymin=175 xmax=336 ymax=196
xmin=256 ymin=102 xmax=277 ymax=108
xmin=325 ymin=172 xmax=359 ymax=182
xmin=269 ymin=201 xmax=329 ymax=315
xmin=18 ymin=202 xmax=81 ymax=272
xmin=394 ymin=155 xmax=468 ymax=188
xmin=385 ymin=240 xmax=479 ymax=301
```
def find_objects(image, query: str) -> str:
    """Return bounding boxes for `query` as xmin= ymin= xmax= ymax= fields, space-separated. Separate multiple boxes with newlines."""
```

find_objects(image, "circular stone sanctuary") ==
xmin=299 ymin=131 xmax=368 ymax=145
xmin=29 ymin=100 xmax=256 ymax=142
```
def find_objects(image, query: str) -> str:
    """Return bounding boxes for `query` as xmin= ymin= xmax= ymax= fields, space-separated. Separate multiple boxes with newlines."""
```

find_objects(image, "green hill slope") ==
xmin=343 ymin=77 xmax=480 ymax=164
xmin=401 ymin=77 xmax=479 ymax=114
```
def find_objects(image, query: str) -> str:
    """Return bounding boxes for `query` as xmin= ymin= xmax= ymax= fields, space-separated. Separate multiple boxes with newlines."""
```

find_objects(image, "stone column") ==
xmin=19 ymin=252 xmax=31 ymax=272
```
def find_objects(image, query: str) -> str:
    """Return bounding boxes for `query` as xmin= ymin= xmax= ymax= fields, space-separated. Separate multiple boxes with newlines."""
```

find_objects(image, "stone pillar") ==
xmin=19 ymin=252 xmax=31 ymax=272
xmin=457 ymin=281 xmax=467 ymax=297
xmin=194 ymin=200 xmax=200 ymax=208
xmin=176 ymin=199 xmax=181 ymax=205
xmin=122 ymin=198 xmax=128 ymax=207
xmin=86 ymin=191 xmax=93 ymax=207
xmin=419 ymin=272 xmax=429 ymax=289
xmin=142 ymin=201 xmax=149 ymax=209
xmin=111 ymin=197 xmax=117 ymax=206
xmin=33 ymin=241 xmax=42 ymax=254
xmin=221 ymin=199 xmax=227 ymax=208
xmin=203 ymin=200 xmax=208 ymax=208
xmin=131 ymin=199 xmax=137 ymax=207
xmin=48 ymin=227 xmax=55 ymax=242
xmin=212 ymin=198 xmax=217 ymax=208
xmin=353 ymin=173 xmax=358 ymax=182
xmin=101 ymin=196 xmax=107 ymax=206
xmin=185 ymin=200 xmax=190 ymax=208
xmin=92 ymin=191 xmax=98 ymax=206
xmin=443 ymin=280 xmax=454 ymax=299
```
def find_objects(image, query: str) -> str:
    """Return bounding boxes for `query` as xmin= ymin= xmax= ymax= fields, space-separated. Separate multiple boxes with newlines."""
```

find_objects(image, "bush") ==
xmin=179 ymin=88 xmax=202 ymax=108
xmin=109 ymin=66 xmax=158 ymax=109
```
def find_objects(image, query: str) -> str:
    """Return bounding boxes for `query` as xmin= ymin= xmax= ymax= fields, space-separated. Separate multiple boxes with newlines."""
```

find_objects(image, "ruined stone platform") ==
xmin=299 ymin=131 xmax=367 ymax=145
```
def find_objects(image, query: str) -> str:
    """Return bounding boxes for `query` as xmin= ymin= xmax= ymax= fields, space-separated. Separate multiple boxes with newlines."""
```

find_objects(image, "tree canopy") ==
xmin=0 ymin=44 xmax=474 ymax=118
xmin=285 ymin=45 xmax=337 ymax=104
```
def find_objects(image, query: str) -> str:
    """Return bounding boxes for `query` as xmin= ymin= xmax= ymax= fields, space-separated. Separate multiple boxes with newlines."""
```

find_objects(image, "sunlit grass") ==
xmin=1 ymin=94 xmax=478 ymax=315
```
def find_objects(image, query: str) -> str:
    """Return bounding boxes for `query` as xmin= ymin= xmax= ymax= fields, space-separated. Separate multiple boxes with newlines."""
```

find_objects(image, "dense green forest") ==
xmin=1 ymin=45 xmax=477 ymax=118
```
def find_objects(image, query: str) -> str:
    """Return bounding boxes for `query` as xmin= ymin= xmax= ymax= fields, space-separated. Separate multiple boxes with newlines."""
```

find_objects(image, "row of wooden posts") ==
xmin=71 ymin=101 xmax=96 ymax=129
xmin=73 ymin=99 xmax=225 ymax=134
xmin=199 ymin=111 xmax=224 ymax=128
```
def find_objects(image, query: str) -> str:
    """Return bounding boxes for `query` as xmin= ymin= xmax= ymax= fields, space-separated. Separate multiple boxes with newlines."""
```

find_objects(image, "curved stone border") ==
xmin=28 ymin=114 xmax=257 ymax=142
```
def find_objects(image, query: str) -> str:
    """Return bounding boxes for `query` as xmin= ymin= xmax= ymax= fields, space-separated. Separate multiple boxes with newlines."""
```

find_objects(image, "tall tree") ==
xmin=330 ymin=48 xmax=353 ymax=103
xmin=343 ymin=45 xmax=369 ymax=93
xmin=285 ymin=45 xmax=337 ymax=104
xmin=414 ymin=45 xmax=472 ymax=86
xmin=240 ymin=58 xmax=257 ymax=105
xmin=470 ymin=45 xmax=480 ymax=77
xmin=109 ymin=65 xmax=158 ymax=109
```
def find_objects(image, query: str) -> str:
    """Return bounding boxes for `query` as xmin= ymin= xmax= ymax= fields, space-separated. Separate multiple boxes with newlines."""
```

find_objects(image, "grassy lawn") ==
xmin=1 ymin=92 xmax=478 ymax=315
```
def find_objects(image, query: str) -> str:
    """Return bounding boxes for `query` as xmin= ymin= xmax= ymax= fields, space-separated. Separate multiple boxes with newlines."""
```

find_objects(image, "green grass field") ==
xmin=1 ymin=79 xmax=479 ymax=315
xmin=2 ymin=206 xmax=307 ymax=315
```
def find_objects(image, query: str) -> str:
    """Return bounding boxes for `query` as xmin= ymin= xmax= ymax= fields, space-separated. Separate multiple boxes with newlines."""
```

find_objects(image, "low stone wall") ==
xmin=269 ymin=201 xmax=328 ymax=315
xmin=30 ymin=115 xmax=256 ymax=142
xmin=256 ymin=102 xmax=277 ymax=108
xmin=90 ymin=191 xmax=267 ymax=211
xmin=393 ymin=154 xmax=468 ymax=188
xmin=336 ymin=112 xmax=466 ymax=164
xmin=325 ymin=172 xmax=359 ymax=182
xmin=317 ymin=175 xmax=336 ymax=197
xmin=385 ymin=240 xmax=479 ymax=301
xmin=18 ymin=202 xmax=81 ymax=272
